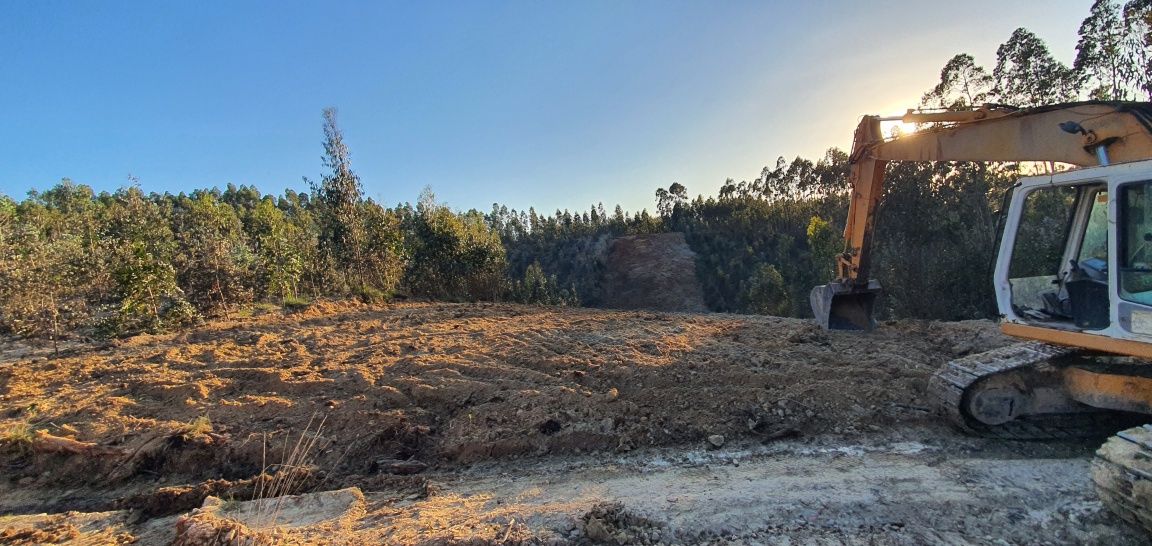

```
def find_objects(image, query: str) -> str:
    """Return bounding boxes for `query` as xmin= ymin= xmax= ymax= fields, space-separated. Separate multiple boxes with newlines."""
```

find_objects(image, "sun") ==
xmin=880 ymin=119 xmax=920 ymax=138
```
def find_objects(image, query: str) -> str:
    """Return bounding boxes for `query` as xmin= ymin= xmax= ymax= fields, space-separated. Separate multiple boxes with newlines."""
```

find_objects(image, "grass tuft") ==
xmin=251 ymin=412 xmax=331 ymax=529
xmin=180 ymin=415 xmax=213 ymax=439
xmin=0 ymin=421 xmax=37 ymax=455
xmin=354 ymin=286 xmax=389 ymax=304
xmin=281 ymin=296 xmax=312 ymax=312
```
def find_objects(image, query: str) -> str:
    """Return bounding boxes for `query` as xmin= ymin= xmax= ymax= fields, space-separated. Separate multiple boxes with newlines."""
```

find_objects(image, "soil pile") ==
xmin=0 ymin=302 xmax=1009 ymax=495
xmin=7 ymin=303 xmax=1145 ymax=544
xmin=600 ymin=233 xmax=708 ymax=312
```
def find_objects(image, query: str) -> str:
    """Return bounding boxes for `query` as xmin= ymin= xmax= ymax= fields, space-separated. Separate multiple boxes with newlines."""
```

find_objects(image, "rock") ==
xmin=377 ymin=459 xmax=428 ymax=475
xmin=707 ymin=434 xmax=726 ymax=448
xmin=538 ymin=419 xmax=562 ymax=435
xmin=583 ymin=517 xmax=613 ymax=543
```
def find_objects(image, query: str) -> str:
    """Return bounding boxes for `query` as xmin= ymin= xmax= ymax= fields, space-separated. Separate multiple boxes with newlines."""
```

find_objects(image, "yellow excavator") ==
xmin=810 ymin=101 xmax=1152 ymax=531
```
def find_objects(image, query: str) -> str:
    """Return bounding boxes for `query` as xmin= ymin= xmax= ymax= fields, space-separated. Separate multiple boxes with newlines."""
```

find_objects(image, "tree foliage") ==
xmin=402 ymin=189 xmax=506 ymax=301
xmin=1072 ymin=0 xmax=1152 ymax=100
xmin=922 ymin=54 xmax=994 ymax=109
xmin=993 ymin=28 xmax=1080 ymax=106
xmin=1126 ymin=0 xmax=1152 ymax=99
xmin=312 ymin=107 xmax=371 ymax=292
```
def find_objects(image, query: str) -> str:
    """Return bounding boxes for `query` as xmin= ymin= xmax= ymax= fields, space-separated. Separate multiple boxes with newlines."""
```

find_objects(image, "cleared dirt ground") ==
xmin=0 ymin=302 xmax=1146 ymax=544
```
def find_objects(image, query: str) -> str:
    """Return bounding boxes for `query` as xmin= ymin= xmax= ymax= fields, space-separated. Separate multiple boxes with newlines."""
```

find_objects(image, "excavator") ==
xmin=810 ymin=101 xmax=1152 ymax=532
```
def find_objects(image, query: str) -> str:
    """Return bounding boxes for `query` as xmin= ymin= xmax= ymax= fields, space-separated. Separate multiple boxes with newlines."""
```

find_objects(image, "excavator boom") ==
xmin=812 ymin=102 xmax=1152 ymax=329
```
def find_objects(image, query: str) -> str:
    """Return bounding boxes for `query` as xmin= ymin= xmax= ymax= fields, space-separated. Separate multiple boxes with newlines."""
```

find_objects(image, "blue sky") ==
xmin=2 ymin=1 xmax=1089 ymax=214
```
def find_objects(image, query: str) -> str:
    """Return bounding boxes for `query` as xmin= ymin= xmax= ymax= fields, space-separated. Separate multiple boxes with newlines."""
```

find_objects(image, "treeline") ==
xmin=2 ymin=1 xmax=1149 ymax=342
xmin=0 ymin=105 xmax=679 ymax=341
xmin=0 ymin=110 xmax=515 ymax=341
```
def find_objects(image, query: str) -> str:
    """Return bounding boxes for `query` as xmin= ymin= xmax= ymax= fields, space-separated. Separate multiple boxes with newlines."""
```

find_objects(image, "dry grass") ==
xmin=251 ymin=413 xmax=331 ymax=529
xmin=178 ymin=415 xmax=213 ymax=440
xmin=0 ymin=421 xmax=36 ymax=452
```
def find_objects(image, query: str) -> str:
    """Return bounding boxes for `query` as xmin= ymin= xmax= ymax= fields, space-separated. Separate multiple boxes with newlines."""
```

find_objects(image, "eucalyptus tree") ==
xmin=311 ymin=107 xmax=368 ymax=291
xmin=993 ymin=28 xmax=1081 ymax=106
xmin=921 ymin=53 xmax=994 ymax=109
xmin=1075 ymin=0 xmax=1136 ymax=99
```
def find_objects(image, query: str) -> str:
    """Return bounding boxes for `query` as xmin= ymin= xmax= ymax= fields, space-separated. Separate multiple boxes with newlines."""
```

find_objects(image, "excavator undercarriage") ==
xmin=927 ymin=342 xmax=1152 ymax=438
xmin=927 ymin=342 xmax=1152 ymax=532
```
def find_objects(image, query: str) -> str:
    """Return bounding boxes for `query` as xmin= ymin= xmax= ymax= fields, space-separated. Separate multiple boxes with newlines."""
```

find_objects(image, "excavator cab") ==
xmin=997 ymin=159 xmax=1152 ymax=347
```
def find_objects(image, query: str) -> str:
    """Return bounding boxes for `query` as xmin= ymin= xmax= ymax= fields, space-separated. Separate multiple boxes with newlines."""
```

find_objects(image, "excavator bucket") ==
xmin=810 ymin=280 xmax=881 ymax=331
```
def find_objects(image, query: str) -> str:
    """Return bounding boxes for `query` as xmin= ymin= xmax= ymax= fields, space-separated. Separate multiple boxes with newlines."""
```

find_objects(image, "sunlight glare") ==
xmin=880 ymin=119 xmax=919 ymax=139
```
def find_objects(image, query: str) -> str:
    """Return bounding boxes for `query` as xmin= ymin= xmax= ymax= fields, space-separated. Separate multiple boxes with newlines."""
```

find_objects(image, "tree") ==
xmin=1075 ymin=0 xmax=1135 ymax=99
xmin=922 ymin=54 xmax=994 ymax=109
xmin=276 ymin=189 xmax=326 ymax=296
xmin=0 ymin=198 xmax=87 ymax=348
xmin=993 ymin=28 xmax=1080 ymax=106
xmin=360 ymin=199 xmax=407 ymax=298
xmin=101 ymin=187 xmax=197 ymax=334
xmin=246 ymin=197 xmax=305 ymax=299
xmin=171 ymin=192 xmax=255 ymax=315
xmin=0 ymin=194 xmax=14 ymax=247
xmin=402 ymin=191 xmax=506 ymax=301
xmin=743 ymin=264 xmax=790 ymax=316
xmin=807 ymin=216 xmax=839 ymax=281
xmin=812 ymin=148 xmax=850 ymax=198
xmin=1124 ymin=0 xmax=1152 ymax=99
xmin=311 ymin=107 xmax=368 ymax=291
xmin=508 ymin=261 xmax=573 ymax=305
xmin=656 ymin=183 xmax=689 ymax=219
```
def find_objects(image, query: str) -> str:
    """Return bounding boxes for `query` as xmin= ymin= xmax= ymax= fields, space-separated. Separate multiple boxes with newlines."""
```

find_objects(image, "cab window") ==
xmin=1120 ymin=181 xmax=1152 ymax=304
xmin=1078 ymin=190 xmax=1108 ymax=263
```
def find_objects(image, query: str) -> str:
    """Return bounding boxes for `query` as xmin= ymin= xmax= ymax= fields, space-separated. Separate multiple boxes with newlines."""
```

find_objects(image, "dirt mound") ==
xmin=6 ymin=303 xmax=1146 ymax=543
xmin=0 ymin=302 xmax=1014 ymax=523
xmin=601 ymin=233 xmax=708 ymax=312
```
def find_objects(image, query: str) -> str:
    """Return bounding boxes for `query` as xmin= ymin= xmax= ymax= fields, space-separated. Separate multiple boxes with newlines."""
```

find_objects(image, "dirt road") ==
xmin=393 ymin=429 xmax=1141 ymax=545
xmin=1 ymin=429 xmax=1142 ymax=544
xmin=0 ymin=302 xmax=1146 ymax=543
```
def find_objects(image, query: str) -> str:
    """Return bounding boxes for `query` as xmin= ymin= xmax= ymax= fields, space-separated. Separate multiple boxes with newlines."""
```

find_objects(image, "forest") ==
xmin=1 ymin=0 xmax=1150 ymax=343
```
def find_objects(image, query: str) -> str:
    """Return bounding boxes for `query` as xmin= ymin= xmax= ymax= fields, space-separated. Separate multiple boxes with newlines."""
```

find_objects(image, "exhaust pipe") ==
xmin=810 ymin=280 xmax=882 ymax=330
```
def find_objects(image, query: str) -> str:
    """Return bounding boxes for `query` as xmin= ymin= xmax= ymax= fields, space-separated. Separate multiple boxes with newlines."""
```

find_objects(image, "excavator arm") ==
xmin=812 ymin=101 xmax=1152 ymax=330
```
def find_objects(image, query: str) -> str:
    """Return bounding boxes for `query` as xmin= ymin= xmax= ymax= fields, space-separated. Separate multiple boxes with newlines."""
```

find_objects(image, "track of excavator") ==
xmin=1093 ymin=425 xmax=1152 ymax=532
xmin=930 ymin=340 xmax=1110 ymax=440
xmin=931 ymin=343 xmax=1152 ymax=532
xmin=927 ymin=342 xmax=1130 ymax=439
